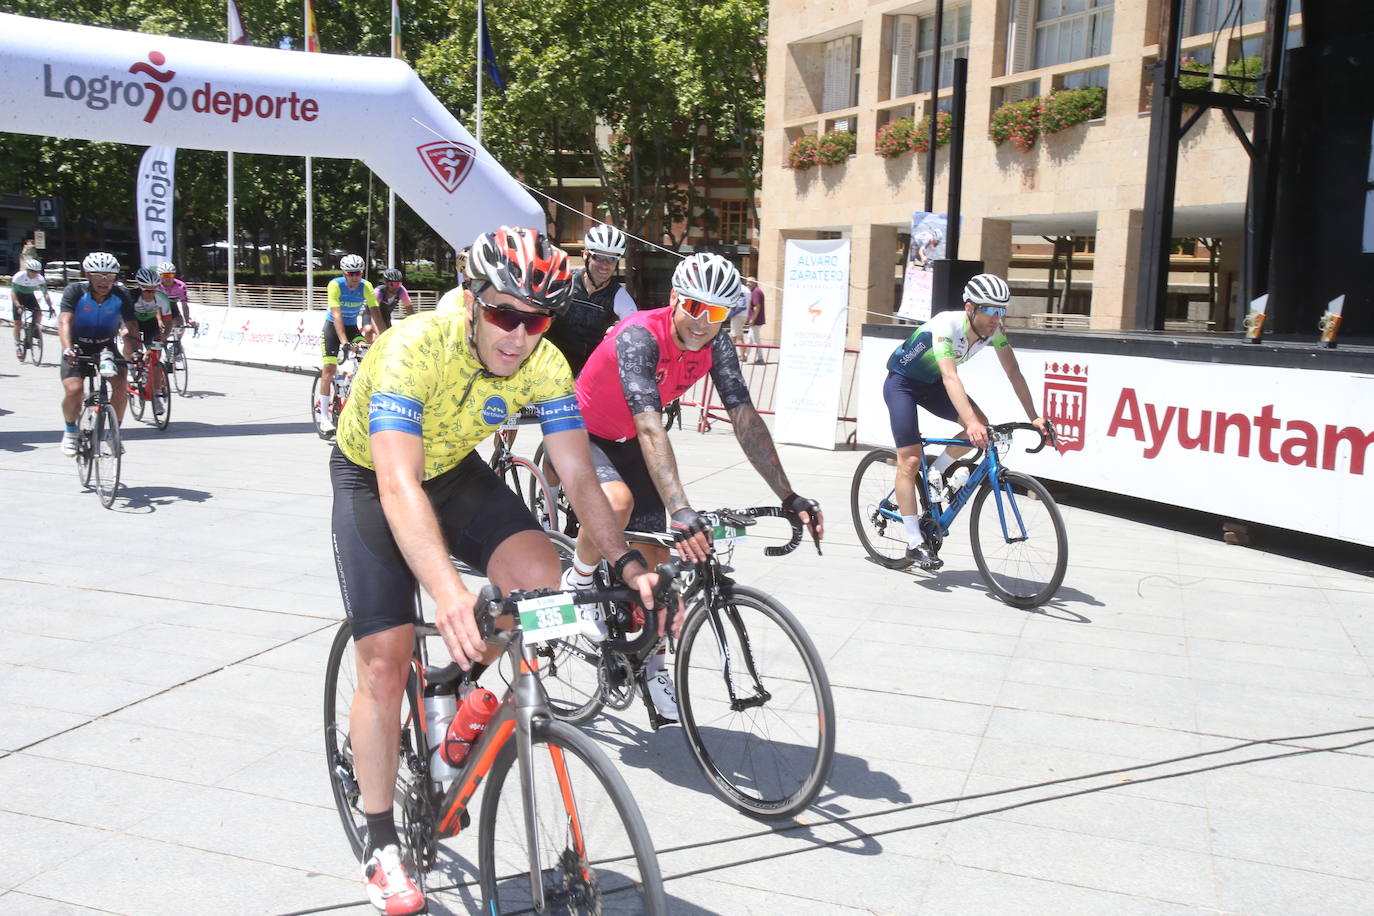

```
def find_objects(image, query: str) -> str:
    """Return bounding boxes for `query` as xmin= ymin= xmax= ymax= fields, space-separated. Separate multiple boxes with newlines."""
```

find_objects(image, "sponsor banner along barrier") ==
xmin=187 ymin=305 xmax=325 ymax=369
xmin=774 ymin=238 xmax=851 ymax=449
xmin=0 ymin=13 xmax=543 ymax=250
xmin=857 ymin=332 xmax=1374 ymax=545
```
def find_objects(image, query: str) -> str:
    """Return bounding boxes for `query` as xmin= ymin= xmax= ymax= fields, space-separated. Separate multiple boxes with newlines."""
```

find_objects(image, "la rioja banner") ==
xmin=136 ymin=145 xmax=176 ymax=268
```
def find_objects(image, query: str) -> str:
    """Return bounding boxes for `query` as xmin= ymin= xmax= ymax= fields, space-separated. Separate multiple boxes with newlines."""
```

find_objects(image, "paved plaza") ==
xmin=1 ymin=356 xmax=1371 ymax=915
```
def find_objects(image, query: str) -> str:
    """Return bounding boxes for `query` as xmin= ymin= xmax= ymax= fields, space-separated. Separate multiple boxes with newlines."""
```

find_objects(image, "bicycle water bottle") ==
xmin=98 ymin=348 xmax=117 ymax=378
xmin=441 ymin=688 xmax=499 ymax=767
xmin=422 ymin=687 xmax=460 ymax=783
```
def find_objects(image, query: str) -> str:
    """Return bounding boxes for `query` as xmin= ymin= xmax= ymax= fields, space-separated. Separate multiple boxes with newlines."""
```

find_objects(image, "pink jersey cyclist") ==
xmin=155 ymin=263 xmax=191 ymax=323
xmin=576 ymin=306 xmax=750 ymax=442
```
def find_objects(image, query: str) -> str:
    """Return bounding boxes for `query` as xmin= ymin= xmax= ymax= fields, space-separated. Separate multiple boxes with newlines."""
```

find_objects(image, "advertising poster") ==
xmin=774 ymin=238 xmax=850 ymax=449
xmin=895 ymin=211 xmax=948 ymax=322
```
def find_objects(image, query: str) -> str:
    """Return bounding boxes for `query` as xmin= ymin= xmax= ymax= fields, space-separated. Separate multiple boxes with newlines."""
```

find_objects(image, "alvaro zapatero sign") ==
xmin=857 ymin=340 xmax=1374 ymax=546
xmin=0 ymin=11 xmax=541 ymax=249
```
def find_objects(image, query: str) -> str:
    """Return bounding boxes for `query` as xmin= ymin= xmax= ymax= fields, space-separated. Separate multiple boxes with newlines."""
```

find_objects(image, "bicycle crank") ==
xmin=598 ymin=651 xmax=637 ymax=710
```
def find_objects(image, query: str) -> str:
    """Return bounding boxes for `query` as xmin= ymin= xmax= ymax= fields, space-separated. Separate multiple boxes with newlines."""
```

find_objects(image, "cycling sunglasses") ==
xmin=976 ymin=304 xmax=1007 ymax=318
xmin=479 ymin=301 xmax=553 ymax=335
xmin=159 ymin=272 xmax=176 ymax=279
xmin=344 ymin=270 xmax=363 ymax=277
xmin=588 ymin=252 xmax=619 ymax=265
xmin=679 ymin=297 xmax=730 ymax=323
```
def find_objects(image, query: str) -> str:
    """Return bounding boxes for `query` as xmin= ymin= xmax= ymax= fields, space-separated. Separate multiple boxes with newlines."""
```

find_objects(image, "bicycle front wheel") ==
xmin=171 ymin=343 xmax=189 ymax=395
xmin=128 ymin=369 xmax=147 ymax=421
xmin=677 ymin=586 xmax=836 ymax=819
xmin=152 ymin=363 xmax=172 ymax=430
xmin=28 ymin=322 xmax=43 ymax=366
xmin=535 ymin=531 xmax=606 ymax=725
xmin=504 ymin=455 xmax=559 ymax=533
xmin=93 ymin=406 xmax=121 ymax=508
xmin=969 ymin=470 xmax=1068 ymax=608
xmin=478 ymin=717 xmax=666 ymax=915
xmin=76 ymin=407 xmax=95 ymax=487
xmin=323 ymin=621 xmax=433 ymax=868
xmin=850 ymin=448 xmax=908 ymax=565
xmin=310 ymin=371 xmax=336 ymax=440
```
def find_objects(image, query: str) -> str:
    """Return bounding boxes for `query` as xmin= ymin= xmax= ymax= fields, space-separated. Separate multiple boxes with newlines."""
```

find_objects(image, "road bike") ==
xmin=164 ymin=323 xmax=190 ymax=395
xmin=72 ymin=352 xmax=123 ymax=508
xmin=311 ymin=341 xmax=369 ymax=440
xmin=539 ymin=508 xmax=835 ymax=819
xmin=17 ymin=306 xmax=45 ymax=365
xmin=324 ymin=576 xmax=672 ymax=913
xmin=489 ymin=413 xmax=560 ymax=533
xmin=127 ymin=342 xmax=171 ymax=431
xmin=850 ymin=422 xmax=1068 ymax=608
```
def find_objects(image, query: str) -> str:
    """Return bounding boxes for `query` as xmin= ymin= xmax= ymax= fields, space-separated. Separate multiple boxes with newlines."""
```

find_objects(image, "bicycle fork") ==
xmin=700 ymin=586 xmax=771 ymax=711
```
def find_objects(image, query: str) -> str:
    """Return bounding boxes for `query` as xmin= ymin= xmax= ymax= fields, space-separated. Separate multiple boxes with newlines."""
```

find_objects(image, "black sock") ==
xmin=364 ymin=810 xmax=401 ymax=857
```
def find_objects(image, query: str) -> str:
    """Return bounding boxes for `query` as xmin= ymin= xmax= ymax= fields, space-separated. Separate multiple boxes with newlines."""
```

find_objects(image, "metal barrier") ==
xmin=184 ymin=282 xmax=439 ymax=311
xmin=677 ymin=343 xmax=863 ymax=447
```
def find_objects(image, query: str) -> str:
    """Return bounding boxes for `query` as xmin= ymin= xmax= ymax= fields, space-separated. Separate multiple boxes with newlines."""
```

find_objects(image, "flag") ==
xmin=228 ymin=0 xmax=249 ymax=45
xmin=305 ymin=0 xmax=320 ymax=52
xmin=391 ymin=0 xmax=402 ymax=58
xmin=137 ymin=146 xmax=177 ymax=268
xmin=480 ymin=12 xmax=505 ymax=91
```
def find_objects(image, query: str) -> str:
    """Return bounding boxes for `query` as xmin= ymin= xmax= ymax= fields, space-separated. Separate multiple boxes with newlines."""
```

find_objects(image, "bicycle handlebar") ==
xmin=990 ymin=421 xmax=1057 ymax=454
xmin=703 ymin=506 xmax=820 ymax=557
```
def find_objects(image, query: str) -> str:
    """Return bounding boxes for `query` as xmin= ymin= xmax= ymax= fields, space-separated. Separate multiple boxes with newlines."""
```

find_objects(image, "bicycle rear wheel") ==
xmin=969 ymin=470 xmax=1068 ymax=608
xmin=152 ymin=363 xmax=172 ymax=431
xmin=503 ymin=455 xmax=559 ymax=533
xmin=93 ymin=406 xmax=121 ymax=508
xmin=535 ymin=531 xmax=606 ymax=726
xmin=323 ymin=621 xmax=435 ymax=869
xmin=850 ymin=448 xmax=908 ymax=565
xmin=171 ymin=342 xmax=189 ymax=395
xmin=676 ymin=586 xmax=835 ymax=819
xmin=478 ymin=717 xmax=666 ymax=915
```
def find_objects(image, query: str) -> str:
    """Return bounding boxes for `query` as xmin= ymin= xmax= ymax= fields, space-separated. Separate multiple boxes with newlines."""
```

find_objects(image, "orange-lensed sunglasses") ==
xmin=679 ymin=297 xmax=730 ymax=323
xmin=479 ymin=301 xmax=553 ymax=335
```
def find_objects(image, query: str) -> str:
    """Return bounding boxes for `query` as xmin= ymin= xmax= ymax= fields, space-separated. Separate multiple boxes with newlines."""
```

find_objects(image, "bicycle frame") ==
xmin=877 ymin=435 xmax=1030 ymax=543
xmin=410 ymin=621 xmax=587 ymax=911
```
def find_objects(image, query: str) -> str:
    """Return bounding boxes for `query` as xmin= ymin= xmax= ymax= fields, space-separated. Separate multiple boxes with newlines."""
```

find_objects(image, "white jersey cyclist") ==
xmin=886 ymin=307 xmax=1009 ymax=385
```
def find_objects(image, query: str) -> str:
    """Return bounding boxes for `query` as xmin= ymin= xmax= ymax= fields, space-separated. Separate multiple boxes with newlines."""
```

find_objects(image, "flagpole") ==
xmin=475 ymin=0 xmax=484 ymax=145
xmin=388 ymin=0 xmax=399 ymax=270
xmin=304 ymin=0 xmax=314 ymax=311
xmin=227 ymin=152 xmax=236 ymax=306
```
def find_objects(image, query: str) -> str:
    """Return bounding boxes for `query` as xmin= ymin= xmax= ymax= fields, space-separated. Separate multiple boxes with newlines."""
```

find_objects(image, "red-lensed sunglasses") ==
xmin=479 ymin=301 xmax=553 ymax=335
xmin=679 ymin=297 xmax=730 ymax=323
xmin=344 ymin=270 xmax=363 ymax=277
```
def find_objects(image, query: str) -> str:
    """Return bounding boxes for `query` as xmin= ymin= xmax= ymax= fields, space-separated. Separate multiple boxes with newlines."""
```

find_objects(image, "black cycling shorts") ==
xmin=60 ymin=339 xmax=125 ymax=381
xmin=329 ymin=448 xmax=544 ymax=640
xmin=586 ymin=434 xmax=665 ymax=534
xmin=136 ymin=318 xmax=162 ymax=347
xmin=321 ymin=322 xmax=360 ymax=364
xmin=11 ymin=291 xmax=40 ymax=318
xmin=883 ymin=371 xmax=979 ymax=449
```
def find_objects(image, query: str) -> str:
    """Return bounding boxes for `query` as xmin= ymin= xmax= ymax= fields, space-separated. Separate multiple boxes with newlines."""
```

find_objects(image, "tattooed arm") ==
xmin=617 ymin=325 xmax=690 ymax=512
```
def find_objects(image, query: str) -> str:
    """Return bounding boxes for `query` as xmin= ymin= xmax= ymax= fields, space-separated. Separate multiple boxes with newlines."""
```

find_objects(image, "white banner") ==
xmin=896 ymin=211 xmax=947 ymax=322
xmin=0 ymin=13 xmax=543 ymax=250
xmin=857 ymin=332 xmax=1374 ymax=546
xmin=136 ymin=145 xmax=176 ymax=268
xmin=774 ymin=238 xmax=850 ymax=449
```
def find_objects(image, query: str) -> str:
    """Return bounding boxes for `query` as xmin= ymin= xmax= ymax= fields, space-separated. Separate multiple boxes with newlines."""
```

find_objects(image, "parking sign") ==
xmin=35 ymin=197 xmax=59 ymax=229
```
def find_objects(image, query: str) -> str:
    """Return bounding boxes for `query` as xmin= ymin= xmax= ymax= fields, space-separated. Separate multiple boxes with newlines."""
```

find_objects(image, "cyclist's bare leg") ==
xmin=110 ymin=373 xmax=129 ymax=423
xmin=893 ymin=445 xmax=925 ymax=517
xmin=350 ymin=624 xmax=415 ymax=816
xmin=572 ymin=481 xmax=633 ymax=569
xmin=61 ymin=377 xmax=83 ymax=424
xmin=478 ymin=528 xmax=561 ymax=665
xmin=319 ymin=362 xmax=337 ymax=397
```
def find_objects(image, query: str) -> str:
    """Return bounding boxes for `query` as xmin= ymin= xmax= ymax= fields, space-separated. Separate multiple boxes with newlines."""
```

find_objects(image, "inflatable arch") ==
xmin=0 ymin=13 xmax=543 ymax=251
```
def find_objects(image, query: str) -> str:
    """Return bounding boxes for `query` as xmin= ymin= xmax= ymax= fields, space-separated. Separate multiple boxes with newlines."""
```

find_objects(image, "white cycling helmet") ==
xmin=583 ymin=224 xmax=627 ymax=258
xmin=671 ymin=252 xmax=741 ymax=307
xmin=133 ymin=267 xmax=159 ymax=288
xmin=24 ymin=258 xmax=42 ymax=271
xmin=339 ymin=254 xmax=365 ymax=272
xmin=156 ymin=261 xmax=176 ymax=274
xmin=962 ymin=273 xmax=1011 ymax=307
xmin=82 ymin=251 xmax=121 ymax=273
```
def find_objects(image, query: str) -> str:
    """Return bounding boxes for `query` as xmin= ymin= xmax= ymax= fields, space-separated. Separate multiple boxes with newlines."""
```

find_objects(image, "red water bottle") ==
xmin=442 ymin=688 xmax=499 ymax=766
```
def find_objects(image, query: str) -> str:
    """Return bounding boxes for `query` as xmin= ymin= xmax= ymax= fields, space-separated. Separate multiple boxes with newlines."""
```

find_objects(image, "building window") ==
xmin=1186 ymin=0 xmax=1265 ymax=38
xmin=890 ymin=7 xmax=971 ymax=98
xmin=717 ymin=200 xmax=750 ymax=244
xmin=1034 ymin=0 xmax=1114 ymax=69
xmin=822 ymin=35 xmax=861 ymax=113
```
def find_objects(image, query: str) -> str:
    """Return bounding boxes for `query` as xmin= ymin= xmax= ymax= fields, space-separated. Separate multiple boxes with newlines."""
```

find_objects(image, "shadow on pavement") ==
xmin=0 ymin=428 xmax=55 ymax=453
xmin=112 ymin=485 xmax=214 ymax=512
xmin=179 ymin=389 xmax=228 ymax=399
xmin=123 ymin=419 xmax=314 ymax=440
xmin=908 ymin=568 xmax=1098 ymax=621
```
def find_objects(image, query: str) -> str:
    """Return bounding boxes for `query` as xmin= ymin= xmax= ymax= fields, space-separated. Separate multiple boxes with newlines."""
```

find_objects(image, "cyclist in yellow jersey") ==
xmin=329 ymin=226 xmax=671 ymax=916
xmin=316 ymin=254 xmax=382 ymax=432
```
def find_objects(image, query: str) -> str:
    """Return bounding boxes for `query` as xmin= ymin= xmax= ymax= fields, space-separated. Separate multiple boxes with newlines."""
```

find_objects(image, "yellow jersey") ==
xmin=335 ymin=308 xmax=583 ymax=480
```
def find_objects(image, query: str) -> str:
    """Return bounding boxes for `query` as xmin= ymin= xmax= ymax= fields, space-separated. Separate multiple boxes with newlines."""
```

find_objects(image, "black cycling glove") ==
xmin=670 ymin=507 xmax=709 ymax=545
xmin=782 ymin=492 xmax=821 ymax=519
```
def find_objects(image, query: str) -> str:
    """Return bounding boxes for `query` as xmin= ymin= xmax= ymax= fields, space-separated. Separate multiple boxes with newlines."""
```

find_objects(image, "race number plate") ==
xmin=515 ymin=593 xmax=582 ymax=643
xmin=712 ymin=524 xmax=748 ymax=551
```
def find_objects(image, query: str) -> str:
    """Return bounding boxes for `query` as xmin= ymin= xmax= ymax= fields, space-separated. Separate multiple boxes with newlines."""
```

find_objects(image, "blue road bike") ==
xmin=850 ymin=422 xmax=1068 ymax=607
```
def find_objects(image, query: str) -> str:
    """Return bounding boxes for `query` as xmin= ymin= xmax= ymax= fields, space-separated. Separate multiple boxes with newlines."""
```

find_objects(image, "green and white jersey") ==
xmin=886 ymin=309 xmax=1009 ymax=384
xmin=131 ymin=289 xmax=173 ymax=322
